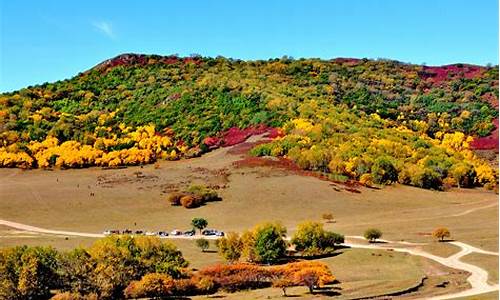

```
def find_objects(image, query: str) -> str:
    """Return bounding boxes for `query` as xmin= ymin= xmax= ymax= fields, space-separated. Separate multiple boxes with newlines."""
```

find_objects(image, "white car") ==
xmin=103 ymin=230 xmax=112 ymax=236
xmin=170 ymin=229 xmax=183 ymax=236
xmin=145 ymin=231 xmax=157 ymax=236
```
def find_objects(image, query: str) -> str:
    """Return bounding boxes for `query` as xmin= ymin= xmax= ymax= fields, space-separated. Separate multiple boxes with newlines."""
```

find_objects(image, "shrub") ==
xmin=216 ymin=232 xmax=243 ymax=262
xmin=196 ymin=238 xmax=210 ymax=252
xmin=195 ymin=277 xmax=217 ymax=295
xmin=180 ymin=195 xmax=202 ymax=208
xmin=197 ymin=263 xmax=272 ymax=292
xmin=364 ymin=228 xmax=383 ymax=242
xmin=172 ymin=278 xmax=198 ymax=296
xmin=291 ymin=221 xmax=344 ymax=256
xmin=123 ymin=273 xmax=175 ymax=299
xmin=167 ymin=192 xmax=184 ymax=206
xmin=187 ymin=185 xmax=220 ymax=202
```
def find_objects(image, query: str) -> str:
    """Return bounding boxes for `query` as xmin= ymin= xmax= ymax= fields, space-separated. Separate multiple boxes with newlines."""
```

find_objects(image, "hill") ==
xmin=0 ymin=54 xmax=498 ymax=190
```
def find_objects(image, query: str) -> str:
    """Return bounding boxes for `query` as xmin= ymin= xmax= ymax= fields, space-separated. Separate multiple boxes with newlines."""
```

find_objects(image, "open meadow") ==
xmin=0 ymin=139 xmax=497 ymax=299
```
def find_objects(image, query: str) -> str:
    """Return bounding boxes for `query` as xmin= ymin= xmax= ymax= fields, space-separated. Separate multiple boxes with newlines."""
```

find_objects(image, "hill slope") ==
xmin=0 ymin=54 xmax=498 ymax=190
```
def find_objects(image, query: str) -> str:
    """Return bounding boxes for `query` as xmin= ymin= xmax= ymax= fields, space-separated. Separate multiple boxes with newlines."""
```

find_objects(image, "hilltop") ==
xmin=0 ymin=54 xmax=498 ymax=190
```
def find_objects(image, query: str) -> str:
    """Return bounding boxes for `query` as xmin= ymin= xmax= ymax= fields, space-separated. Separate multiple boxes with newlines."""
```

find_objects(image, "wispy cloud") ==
xmin=92 ymin=21 xmax=115 ymax=39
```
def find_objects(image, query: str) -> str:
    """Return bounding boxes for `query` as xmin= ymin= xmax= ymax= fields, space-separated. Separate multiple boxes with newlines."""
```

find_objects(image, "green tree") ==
xmin=291 ymin=221 xmax=344 ymax=256
xmin=196 ymin=238 xmax=210 ymax=252
xmin=364 ymin=228 xmax=383 ymax=242
xmin=191 ymin=217 xmax=208 ymax=234
xmin=253 ymin=222 xmax=287 ymax=264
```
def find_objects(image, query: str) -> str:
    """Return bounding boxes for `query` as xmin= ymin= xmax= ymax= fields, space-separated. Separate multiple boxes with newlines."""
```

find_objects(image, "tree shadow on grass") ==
xmin=313 ymin=286 xmax=342 ymax=297
xmin=438 ymin=238 xmax=456 ymax=243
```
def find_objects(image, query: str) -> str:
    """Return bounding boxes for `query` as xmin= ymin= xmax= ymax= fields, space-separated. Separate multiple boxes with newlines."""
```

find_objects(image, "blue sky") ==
xmin=1 ymin=0 xmax=498 ymax=92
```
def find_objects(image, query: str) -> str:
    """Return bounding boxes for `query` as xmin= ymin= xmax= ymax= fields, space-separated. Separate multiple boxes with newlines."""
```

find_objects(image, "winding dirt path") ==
xmin=343 ymin=237 xmax=498 ymax=299
xmin=0 ymin=219 xmax=498 ymax=299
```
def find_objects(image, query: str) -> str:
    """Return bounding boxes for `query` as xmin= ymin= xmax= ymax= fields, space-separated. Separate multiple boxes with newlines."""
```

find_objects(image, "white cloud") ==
xmin=92 ymin=21 xmax=115 ymax=39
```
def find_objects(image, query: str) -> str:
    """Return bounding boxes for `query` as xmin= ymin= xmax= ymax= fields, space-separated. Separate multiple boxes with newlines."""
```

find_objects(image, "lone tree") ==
xmin=195 ymin=238 xmax=210 ymax=252
xmin=322 ymin=213 xmax=335 ymax=223
xmin=191 ymin=218 xmax=208 ymax=234
xmin=432 ymin=227 xmax=451 ymax=242
xmin=364 ymin=228 xmax=382 ymax=243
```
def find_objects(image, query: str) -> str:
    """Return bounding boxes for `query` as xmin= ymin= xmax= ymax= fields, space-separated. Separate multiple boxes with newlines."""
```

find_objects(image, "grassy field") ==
xmin=454 ymin=291 xmax=499 ymax=300
xmin=421 ymin=242 xmax=462 ymax=257
xmin=0 ymin=143 xmax=497 ymax=299
xmin=0 ymin=145 xmax=496 ymax=251
xmin=461 ymin=253 xmax=499 ymax=285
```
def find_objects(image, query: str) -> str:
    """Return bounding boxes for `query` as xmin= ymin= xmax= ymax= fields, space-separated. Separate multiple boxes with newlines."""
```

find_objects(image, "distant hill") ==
xmin=0 ymin=54 xmax=498 ymax=190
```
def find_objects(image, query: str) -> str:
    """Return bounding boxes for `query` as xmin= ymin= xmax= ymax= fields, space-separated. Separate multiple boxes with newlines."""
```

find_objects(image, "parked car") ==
xmin=202 ymin=229 xmax=216 ymax=236
xmin=134 ymin=230 xmax=144 ymax=235
xmin=170 ymin=229 xmax=183 ymax=236
xmin=122 ymin=229 xmax=133 ymax=234
xmin=215 ymin=231 xmax=225 ymax=237
xmin=145 ymin=231 xmax=157 ymax=236
xmin=184 ymin=229 xmax=195 ymax=236
xmin=158 ymin=231 xmax=169 ymax=237
xmin=103 ymin=230 xmax=112 ymax=236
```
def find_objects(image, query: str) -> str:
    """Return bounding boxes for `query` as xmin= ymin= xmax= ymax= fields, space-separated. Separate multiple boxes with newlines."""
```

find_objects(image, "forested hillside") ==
xmin=0 ymin=54 xmax=498 ymax=190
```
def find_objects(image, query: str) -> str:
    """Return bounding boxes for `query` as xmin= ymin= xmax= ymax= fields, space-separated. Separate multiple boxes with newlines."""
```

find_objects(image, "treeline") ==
xmin=0 ymin=54 xmax=497 ymax=189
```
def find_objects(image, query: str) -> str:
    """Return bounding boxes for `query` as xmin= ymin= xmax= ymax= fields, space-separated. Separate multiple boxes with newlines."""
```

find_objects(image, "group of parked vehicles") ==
xmin=102 ymin=228 xmax=225 ymax=237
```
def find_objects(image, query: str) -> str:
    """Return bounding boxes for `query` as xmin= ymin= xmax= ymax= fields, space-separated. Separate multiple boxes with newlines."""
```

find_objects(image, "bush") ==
xmin=187 ymin=185 xmax=220 ymax=202
xmin=123 ymin=273 xmax=175 ymax=299
xmin=167 ymin=192 xmax=184 ymax=206
xmin=364 ymin=228 xmax=383 ymax=242
xmin=196 ymin=238 xmax=210 ymax=252
xmin=216 ymin=232 xmax=243 ymax=262
xmin=291 ymin=221 xmax=344 ymax=256
xmin=180 ymin=195 xmax=203 ymax=208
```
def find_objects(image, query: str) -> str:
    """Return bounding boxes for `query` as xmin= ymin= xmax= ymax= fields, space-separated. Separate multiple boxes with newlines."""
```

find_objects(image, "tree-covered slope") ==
xmin=0 ymin=54 xmax=498 ymax=190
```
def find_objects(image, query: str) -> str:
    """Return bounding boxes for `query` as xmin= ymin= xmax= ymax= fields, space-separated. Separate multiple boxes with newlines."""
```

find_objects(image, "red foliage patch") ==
xmin=203 ymin=125 xmax=282 ymax=150
xmin=418 ymin=64 xmax=484 ymax=86
xmin=92 ymin=54 xmax=203 ymax=73
xmin=332 ymin=58 xmax=361 ymax=65
xmin=470 ymin=118 xmax=499 ymax=151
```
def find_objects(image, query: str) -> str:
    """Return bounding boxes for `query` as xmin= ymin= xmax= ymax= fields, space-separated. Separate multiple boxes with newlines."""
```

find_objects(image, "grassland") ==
xmin=461 ymin=253 xmax=499 ymax=285
xmin=0 ymin=144 xmax=496 ymax=250
xmin=0 ymin=140 xmax=497 ymax=298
